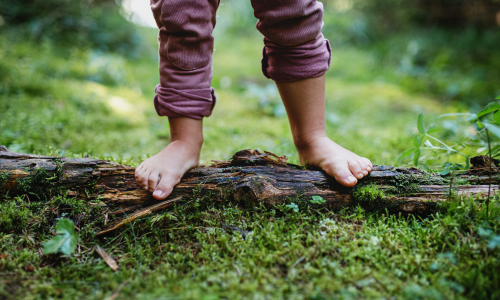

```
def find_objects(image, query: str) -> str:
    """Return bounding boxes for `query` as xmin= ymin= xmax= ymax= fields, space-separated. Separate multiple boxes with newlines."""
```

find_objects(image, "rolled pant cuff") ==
xmin=154 ymin=85 xmax=216 ymax=119
xmin=262 ymin=36 xmax=332 ymax=83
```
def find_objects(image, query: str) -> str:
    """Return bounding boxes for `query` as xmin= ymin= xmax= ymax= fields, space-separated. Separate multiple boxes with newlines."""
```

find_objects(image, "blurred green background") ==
xmin=0 ymin=0 xmax=499 ymax=167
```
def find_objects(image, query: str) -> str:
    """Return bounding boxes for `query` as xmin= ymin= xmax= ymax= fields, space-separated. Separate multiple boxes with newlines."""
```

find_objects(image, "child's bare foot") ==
xmin=296 ymin=136 xmax=373 ymax=187
xmin=135 ymin=141 xmax=201 ymax=200
xmin=135 ymin=117 xmax=203 ymax=200
xmin=275 ymin=75 xmax=372 ymax=188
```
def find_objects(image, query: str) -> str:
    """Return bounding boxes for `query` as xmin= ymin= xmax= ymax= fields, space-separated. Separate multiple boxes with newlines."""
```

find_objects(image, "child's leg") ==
xmin=137 ymin=0 xmax=219 ymax=200
xmin=276 ymin=75 xmax=372 ymax=187
xmin=252 ymin=0 xmax=372 ymax=186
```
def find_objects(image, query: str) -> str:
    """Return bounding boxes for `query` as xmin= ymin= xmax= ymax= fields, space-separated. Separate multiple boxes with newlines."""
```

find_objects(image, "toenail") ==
xmin=358 ymin=173 xmax=363 ymax=178
xmin=348 ymin=176 xmax=356 ymax=183
xmin=153 ymin=190 xmax=163 ymax=197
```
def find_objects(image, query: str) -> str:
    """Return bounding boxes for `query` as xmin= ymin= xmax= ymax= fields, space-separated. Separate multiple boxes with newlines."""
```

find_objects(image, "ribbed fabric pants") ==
xmin=150 ymin=0 xmax=331 ymax=119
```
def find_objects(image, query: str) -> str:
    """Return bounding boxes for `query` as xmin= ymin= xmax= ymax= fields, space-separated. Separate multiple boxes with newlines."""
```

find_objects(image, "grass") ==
xmin=1 ymin=192 xmax=499 ymax=299
xmin=1 ymin=4 xmax=500 ymax=298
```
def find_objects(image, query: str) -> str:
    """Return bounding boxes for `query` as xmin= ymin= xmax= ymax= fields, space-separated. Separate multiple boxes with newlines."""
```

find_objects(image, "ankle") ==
xmin=167 ymin=116 xmax=204 ymax=151
xmin=293 ymin=132 xmax=327 ymax=153
xmin=169 ymin=138 xmax=203 ymax=153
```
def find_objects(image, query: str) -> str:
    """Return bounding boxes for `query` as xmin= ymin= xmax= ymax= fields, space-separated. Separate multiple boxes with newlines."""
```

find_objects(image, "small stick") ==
xmin=97 ymin=196 xmax=183 ymax=235
xmin=448 ymin=170 xmax=453 ymax=201
xmin=486 ymin=128 xmax=492 ymax=219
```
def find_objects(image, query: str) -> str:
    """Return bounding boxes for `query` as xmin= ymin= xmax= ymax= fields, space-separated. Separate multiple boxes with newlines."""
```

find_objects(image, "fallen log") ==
xmin=0 ymin=146 xmax=497 ymax=235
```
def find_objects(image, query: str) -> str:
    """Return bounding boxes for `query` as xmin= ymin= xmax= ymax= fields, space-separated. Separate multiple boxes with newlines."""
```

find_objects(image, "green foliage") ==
xmin=320 ymin=1 xmax=500 ymax=107
xmin=399 ymin=112 xmax=472 ymax=170
xmin=439 ymin=162 xmax=462 ymax=176
xmin=285 ymin=202 xmax=299 ymax=212
xmin=43 ymin=218 xmax=78 ymax=255
xmin=489 ymin=235 xmax=500 ymax=250
xmin=475 ymin=102 xmax=500 ymax=119
xmin=469 ymin=101 xmax=500 ymax=143
xmin=310 ymin=195 xmax=326 ymax=204
xmin=417 ymin=113 xmax=425 ymax=134
xmin=399 ymin=100 xmax=500 ymax=218
xmin=468 ymin=101 xmax=500 ymax=218
xmin=0 ymin=0 xmax=141 ymax=56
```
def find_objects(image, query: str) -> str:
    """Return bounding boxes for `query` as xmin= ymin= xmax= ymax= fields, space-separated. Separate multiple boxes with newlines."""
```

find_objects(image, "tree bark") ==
xmin=0 ymin=146 xmax=497 ymax=235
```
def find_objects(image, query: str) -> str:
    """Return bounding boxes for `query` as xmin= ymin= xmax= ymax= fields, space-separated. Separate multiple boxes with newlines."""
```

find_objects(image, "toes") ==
xmin=360 ymin=157 xmax=373 ymax=171
xmin=148 ymin=172 xmax=160 ymax=193
xmin=153 ymin=173 xmax=181 ymax=200
xmin=134 ymin=165 xmax=144 ymax=181
xmin=135 ymin=165 xmax=143 ymax=177
xmin=348 ymin=161 xmax=364 ymax=180
xmin=357 ymin=158 xmax=372 ymax=176
xmin=324 ymin=161 xmax=358 ymax=187
xmin=135 ymin=169 xmax=149 ymax=190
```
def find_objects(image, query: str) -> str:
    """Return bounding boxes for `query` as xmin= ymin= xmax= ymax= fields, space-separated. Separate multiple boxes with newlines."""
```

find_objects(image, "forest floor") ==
xmin=1 ymin=17 xmax=500 ymax=299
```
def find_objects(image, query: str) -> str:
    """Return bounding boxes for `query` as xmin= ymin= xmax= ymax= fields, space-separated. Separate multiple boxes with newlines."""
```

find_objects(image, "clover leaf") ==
xmin=43 ymin=218 xmax=78 ymax=255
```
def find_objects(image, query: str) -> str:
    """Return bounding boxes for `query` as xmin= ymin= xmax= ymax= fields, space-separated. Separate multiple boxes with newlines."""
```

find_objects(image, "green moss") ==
xmin=352 ymin=184 xmax=394 ymax=211
xmin=15 ymin=167 xmax=61 ymax=201
xmin=353 ymin=184 xmax=386 ymax=201
xmin=386 ymin=173 xmax=444 ymax=197
xmin=0 ymin=199 xmax=39 ymax=232
xmin=466 ymin=175 xmax=482 ymax=185
xmin=0 ymin=172 xmax=9 ymax=188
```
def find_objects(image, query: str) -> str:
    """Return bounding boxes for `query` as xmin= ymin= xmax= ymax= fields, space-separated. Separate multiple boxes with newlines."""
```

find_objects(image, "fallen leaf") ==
xmin=25 ymin=265 xmax=34 ymax=272
xmin=95 ymin=246 xmax=119 ymax=271
xmin=0 ymin=254 xmax=8 ymax=259
xmin=43 ymin=219 xmax=78 ymax=255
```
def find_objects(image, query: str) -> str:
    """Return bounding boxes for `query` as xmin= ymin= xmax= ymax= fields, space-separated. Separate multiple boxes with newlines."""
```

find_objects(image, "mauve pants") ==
xmin=150 ymin=0 xmax=331 ymax=119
